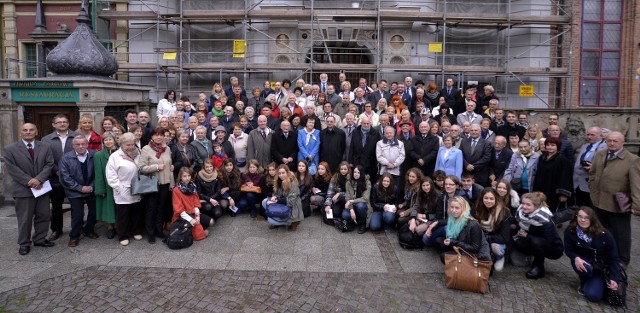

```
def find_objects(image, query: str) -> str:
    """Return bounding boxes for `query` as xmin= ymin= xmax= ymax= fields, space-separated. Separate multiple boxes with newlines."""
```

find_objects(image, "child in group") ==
xmin=238 ymin=159 xmax=264 ymax=218
xmin=220 ymin=158 xmax=242 ymax=216
xmin=172 ymin=167 xmax=213 ymax=241
xmin=211 ymin=144 xmax=227 ymax=169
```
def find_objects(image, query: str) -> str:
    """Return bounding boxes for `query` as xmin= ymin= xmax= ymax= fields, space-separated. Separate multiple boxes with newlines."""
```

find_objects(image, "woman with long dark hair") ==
xmin=369 ymin=173 xmax=399 ymax=232
xmin=473 ymin=187 xmax=512 ymax=271
xmin=296 ymin=160 xmax=314 ymax=218
xmin=220 ymin=158 xmax=242 ymax=216
xmin=195 ymin=159 xmax=223 ymax=220
xmin=310 ymin=162 xmax=332 ymax=213
xmin=323 ymin=161 xmax=350 ymax=225
xmin=342 ymin=165 xmax=372 ymax=234
xmin=407 ymin=176 xmax=439 ymax=236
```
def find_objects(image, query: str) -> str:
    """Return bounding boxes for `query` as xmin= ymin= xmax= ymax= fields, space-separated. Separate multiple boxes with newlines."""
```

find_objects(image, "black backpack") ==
xmin=163 ymin=218 xmax=194 ymax=250
xmin=398 ymin=223 xmax=423 ymax=249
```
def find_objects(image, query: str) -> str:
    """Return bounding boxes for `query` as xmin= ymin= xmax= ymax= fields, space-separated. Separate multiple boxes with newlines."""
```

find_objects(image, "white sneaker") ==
xmin=120 ymin=239 xmax=129 ymax=246
xmin=494 ymin=257 xmax=505 ymax=271
xmin=133 ymin=235 xmax=143 ymax=241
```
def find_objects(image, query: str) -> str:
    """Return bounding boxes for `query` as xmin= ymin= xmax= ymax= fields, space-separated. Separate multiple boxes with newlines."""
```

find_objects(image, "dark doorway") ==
xmin=305 ymin=45 xmax=375 ymax=87
xmin=23 ymin=105 xmax=79 ymax=140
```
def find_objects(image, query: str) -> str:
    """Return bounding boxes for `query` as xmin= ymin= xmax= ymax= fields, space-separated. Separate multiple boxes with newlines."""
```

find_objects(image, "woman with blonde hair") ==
xmin=436 ymin=196 xmax=491 ymax=261
xmin=77 ymin=114 xmax=102 ymax=151
xmin=210 ymin=82 xmax=226 ymax=106
xmin=512 ymin=192 xmax=564 ymax=279
xmin=263 ymin=164 xmax=304 ymax=231
xmin=524 ymin=124 xmax=543 ymax=151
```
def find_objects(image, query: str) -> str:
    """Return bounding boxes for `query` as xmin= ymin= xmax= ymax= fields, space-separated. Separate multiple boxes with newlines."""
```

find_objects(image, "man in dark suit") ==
xmin=496 ymin=110 xmax=526 ymax=140
xmin=461 ymin=173 xmax=484 ymax=204
xmin=368 ymin=79 xmax=391 ymax=106
xmin=403 ymin=76 xmax=417 ymax=110
xmin=397 ymin=84 xmax=414 ymax=112
xmin=41 ymin=114 xmax=79 ymax=241
xmin=270 ymin=120 xmax=299 ymax=172
xmin=488 ymin=136 xmax=513 ymax=187
xmin=349 ymin=116 xmax=381 ymax=180
xmin=4 ymin=123 xmax=55 ymax=255
xmin=409 ymin=121 xmax=440 ymax=178
xmin=460 ymin=124 xmax=493 ymax=186
xmin=342 ymin=113 xmax=357 ymax=162
xmin=319 ymin=116 xmax=346 ymax=173
xmin=440 ymin=78 xmax=464 ymax=115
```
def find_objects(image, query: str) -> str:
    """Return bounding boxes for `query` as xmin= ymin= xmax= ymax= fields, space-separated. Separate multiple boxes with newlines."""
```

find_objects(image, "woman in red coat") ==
xmin=172 ymin=167 xmax=213 ymax=241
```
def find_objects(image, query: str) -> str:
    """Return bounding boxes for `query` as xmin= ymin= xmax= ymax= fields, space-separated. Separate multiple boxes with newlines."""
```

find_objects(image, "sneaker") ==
xmin=120 ymin=239 xmax=129 ymax=246
xmin=494 ymin=257 xmax=505 ymax=271
xmin=133 ymin=235 xmax=143 ymax=241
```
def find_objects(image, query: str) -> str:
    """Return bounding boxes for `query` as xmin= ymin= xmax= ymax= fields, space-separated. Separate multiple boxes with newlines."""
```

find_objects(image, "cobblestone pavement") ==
xmin=0 ymin=206 xmax=637 ymax=312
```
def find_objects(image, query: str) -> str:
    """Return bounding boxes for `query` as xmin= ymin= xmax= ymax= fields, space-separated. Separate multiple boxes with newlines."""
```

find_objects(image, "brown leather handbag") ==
xmin=444 ymin=246 xmax=492 ymax=294
xmin=613 ymin=192 xmax=631 ymax=213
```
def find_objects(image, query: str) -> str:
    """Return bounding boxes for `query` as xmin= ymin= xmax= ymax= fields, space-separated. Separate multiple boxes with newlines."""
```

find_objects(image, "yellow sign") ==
xmin=428 ymin=43 xmax=442 ymax=53
xmin=162 ymin=52 xmax=177 ymax=60
xmin=233 ymin=40 xmax=246 ymax=58
xmin=519 ymin=85 xmax=534 ymax=97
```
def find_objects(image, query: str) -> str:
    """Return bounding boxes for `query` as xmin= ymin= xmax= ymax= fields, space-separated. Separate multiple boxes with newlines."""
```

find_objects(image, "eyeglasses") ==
xmin=576 ymin=215 xmax=589 ymax=221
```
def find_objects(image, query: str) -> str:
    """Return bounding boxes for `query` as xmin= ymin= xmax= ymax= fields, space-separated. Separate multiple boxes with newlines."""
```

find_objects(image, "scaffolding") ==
xmin=95 ymin=0 xmax=572 ymax=108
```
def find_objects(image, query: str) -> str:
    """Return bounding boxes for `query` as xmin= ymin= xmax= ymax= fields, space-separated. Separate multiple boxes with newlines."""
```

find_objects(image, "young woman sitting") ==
xmin=237 ymin=159 xmax=264 ymax=218
xmin=407 ymin=176 xmax=439 ymax=237
xmin=310 ymin=162 xmax=332 ymax=213
xmin=341 ymin=165 xmax=372 ymax=234
xmin=369 ymin=173 xmax=399 ymax=232
xmin=296 ymin=160 xmax=314 ymax=218
xmin=262 ymin=165 xmax=304 ymax=231
xmin=473 ymin=187 xmax=512 ymax=271
xmin=323 ymin=161 xmax=350 ymax=225
xmin=436 ymin=196 xmax=491 ymax=261
xmin=172 ymin=167 xmax=213 ymax=241
xmin=195 ymin=159 xmax=223 ymax=220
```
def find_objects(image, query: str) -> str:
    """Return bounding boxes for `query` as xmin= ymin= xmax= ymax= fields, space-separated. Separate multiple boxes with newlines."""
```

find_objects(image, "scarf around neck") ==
xmin=177 ymin=181 xmax=197 ymax=195
xmin=149 ymin=141 xmax=166 ymax=159
xmin=516 ymin=206 xmax=553 ymax=231
xmin=198 ymin=169 xmax=217 ymax=182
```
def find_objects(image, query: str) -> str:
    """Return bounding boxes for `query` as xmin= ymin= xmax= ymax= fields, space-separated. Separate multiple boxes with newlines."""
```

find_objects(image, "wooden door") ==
xmin=23 ymin=105 xmax=79 ymax=140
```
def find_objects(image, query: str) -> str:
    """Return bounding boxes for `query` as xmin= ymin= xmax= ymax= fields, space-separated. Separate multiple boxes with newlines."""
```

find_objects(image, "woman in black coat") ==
xmin=512 ymin=192 xmax=564 ymax=279
xmin=564 ymin=206 xmax=621 ymax=302
xmin=473 ymin=187 xmax=512 ymax=271
xmin=532 ymin=136 xmax=573 ymax=213
xmin=195 ymin=159 xmax=223 ymax=220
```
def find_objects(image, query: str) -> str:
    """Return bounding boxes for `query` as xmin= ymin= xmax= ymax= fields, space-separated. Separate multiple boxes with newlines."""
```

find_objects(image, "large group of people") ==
xmin=5 ymin=74 xmax=639 ymax=303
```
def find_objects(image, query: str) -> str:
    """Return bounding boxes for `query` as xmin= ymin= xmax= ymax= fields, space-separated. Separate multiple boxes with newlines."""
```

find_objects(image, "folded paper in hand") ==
xmin=31 ymin=180 xmax=52 ymax=198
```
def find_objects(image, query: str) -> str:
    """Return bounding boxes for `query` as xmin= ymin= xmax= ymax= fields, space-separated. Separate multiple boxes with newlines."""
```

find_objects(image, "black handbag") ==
xmin=163 ymin=218 xmax=193 ymax=250
xmin=333 ymin=218 xmax=354 ymax=232
xmin=552 ymin=202 xmax=576 ymax=225
xmin=604 ymin=267 xmax=627 ymax=307
xmin=397 ymin=223 xmax=423 ymax=249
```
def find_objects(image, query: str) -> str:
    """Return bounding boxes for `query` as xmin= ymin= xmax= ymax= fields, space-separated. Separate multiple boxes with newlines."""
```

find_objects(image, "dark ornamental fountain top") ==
xmin=46 ymin=0 xmax=118 ymax=77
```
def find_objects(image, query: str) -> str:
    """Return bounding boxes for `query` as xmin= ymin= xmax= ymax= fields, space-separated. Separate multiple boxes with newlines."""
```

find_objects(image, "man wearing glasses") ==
xmin=42 ymin=114 xmax=79 ymax=241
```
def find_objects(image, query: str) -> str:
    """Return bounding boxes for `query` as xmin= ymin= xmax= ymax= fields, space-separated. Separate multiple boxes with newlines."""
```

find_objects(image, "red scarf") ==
xmin=149 ymin=141 xmax=166 ymax=159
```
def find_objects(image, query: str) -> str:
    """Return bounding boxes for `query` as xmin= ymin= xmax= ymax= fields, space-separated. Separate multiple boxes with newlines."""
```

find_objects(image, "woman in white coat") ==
xmin=228 ymin=123 xmax=249 ymax=173
xmin=434 ymin=134 xmax=463 ymax=179
xmin=376 ymin=126 xmax=405 ymax=186
xmin=106 ymin=132 xmax=144 ymax=246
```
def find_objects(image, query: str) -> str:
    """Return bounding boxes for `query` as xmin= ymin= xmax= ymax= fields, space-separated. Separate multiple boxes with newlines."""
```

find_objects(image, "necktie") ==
xmin=471 ymin=139 xmax=477 ymax=153
xmin=604 ymin=151 xmax=615 ymax=168
xmin=27 ymin=142 xmax=34 ymax=160
xmin=447 ymin=88 xmax=451 ymax=95
xmin=277 ymin=93 xmax=282 ymax=102
xmin=465 ymin=189 xmax=471 ymax=199
xmin=580 ymin=143 xmax=594 ymax=162
xmin=362 ymin=131 xmax=367 ymax=147
xmin=496 ymin=152 xmax=500 ymax=160
xmin=322 ymin=83 xmax=326 ymax=93
xmin=347 ymin=126 xmax=353 ymax=136
xmin=261 ymin=130 xmax=266 ymax=140
xmin=284 ymin=132 xmax=288 ymax=139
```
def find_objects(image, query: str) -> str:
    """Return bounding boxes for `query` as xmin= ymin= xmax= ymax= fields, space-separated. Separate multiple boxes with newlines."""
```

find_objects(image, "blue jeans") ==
xmin=369 ymin=211 xmax=396 ymax=231
xmin=69 ymin=195 xmax=97 ymax=240
xmin=491 ymin=243 xmax=506 ymax=260
xmin=423 ymin=226 xmax=446 ymax=247
xmin=572 ymin=263 xmax=606 ymax=302
xmin=237 ymin=192 xmax=258 ymax=213
xmin=341 ymin=202 xmax=368 ymax=224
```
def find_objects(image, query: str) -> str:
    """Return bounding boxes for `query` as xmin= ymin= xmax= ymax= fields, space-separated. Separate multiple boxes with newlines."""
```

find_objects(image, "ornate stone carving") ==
xmin=45 ymin=0 xmax=118 ymax=76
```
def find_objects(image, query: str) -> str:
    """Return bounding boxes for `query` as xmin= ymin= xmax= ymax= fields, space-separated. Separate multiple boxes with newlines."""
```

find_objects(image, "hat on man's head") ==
xmin=420 ymin=108 xmax=431 ymax=115
xmin=214 ymin=126 xmax=227 ymax=134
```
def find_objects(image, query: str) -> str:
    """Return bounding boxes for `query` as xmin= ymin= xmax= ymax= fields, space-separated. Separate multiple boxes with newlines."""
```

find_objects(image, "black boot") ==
xmin=357 ymin=219 xmax=368 ymax=234
xmin=526 ymin=259 xmax=545 ymax=279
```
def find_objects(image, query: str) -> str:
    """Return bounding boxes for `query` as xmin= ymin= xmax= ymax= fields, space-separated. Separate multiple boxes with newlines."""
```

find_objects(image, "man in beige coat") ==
xmin=589 ymin=131 xmax=640 ymax=267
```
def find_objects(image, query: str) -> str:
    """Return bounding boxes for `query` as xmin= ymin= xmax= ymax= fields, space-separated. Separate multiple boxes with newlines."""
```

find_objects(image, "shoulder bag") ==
xmin=163 ymin=218 xmax=194 ymax=250
xmin=613 ymin=192 xmax=631 ymax=213
xmin=604 ymin=267 xmax=627 ymax=307
xmin=444 ymin=246 xmax=492 ymax=294
xmin=131 ymin=171 xmax=158 ymax=195
xmin=266 ymin=203 xmax=291 ymax=219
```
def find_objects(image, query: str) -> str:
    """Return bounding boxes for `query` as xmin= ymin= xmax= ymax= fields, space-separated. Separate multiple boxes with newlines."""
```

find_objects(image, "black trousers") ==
xmin=50 ymin=185 xmax=66 ymax=232
xmin=574 ymin=188 xmax=593 ymax=207
xmin=322 ymin=199 xmax=345 ymax=225
xmin=144 ymin=184 xmax=171 ymax=236
xmin=512 ymin=235 xmax=563 ymax=267
xmin=201 ymin=202 xmax=223 ymax=220
xmin=116 ymin=202 xmax=144 ymax=241
xmin=596 ymin=208 xmax=631 ymax=265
